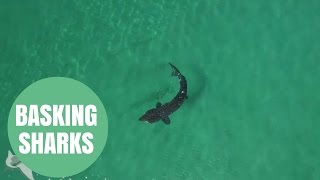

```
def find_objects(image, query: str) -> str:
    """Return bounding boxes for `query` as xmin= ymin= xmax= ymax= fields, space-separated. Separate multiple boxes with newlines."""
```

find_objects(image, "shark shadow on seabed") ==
xmin=183 ymin=64 xmax=207 ymax=105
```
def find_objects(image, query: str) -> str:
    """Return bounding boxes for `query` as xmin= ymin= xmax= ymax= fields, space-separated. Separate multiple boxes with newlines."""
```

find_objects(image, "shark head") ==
xmin=139 ymin=109 xmax=160 ymax=123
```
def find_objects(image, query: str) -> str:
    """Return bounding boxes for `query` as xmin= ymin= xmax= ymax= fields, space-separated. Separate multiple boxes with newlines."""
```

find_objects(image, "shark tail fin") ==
xmin=169 ymin=63 xmax=181 ymax=77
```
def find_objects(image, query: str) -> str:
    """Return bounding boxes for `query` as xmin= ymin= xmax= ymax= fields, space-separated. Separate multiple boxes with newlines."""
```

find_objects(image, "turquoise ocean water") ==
xmin=1 ymin=0 xmax=320 ymax=179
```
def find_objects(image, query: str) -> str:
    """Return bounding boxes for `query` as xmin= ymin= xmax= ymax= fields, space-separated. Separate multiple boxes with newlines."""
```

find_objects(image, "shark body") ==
xmin=139 ymin=63 xmax=188 ymax=125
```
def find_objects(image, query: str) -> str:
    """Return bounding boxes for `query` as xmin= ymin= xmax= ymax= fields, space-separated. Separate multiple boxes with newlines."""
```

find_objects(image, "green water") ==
xmin=1 ymin=0 xmax=320 ymax=179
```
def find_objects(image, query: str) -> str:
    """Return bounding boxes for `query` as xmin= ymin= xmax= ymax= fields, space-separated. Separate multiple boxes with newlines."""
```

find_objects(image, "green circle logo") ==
xmin=8 ymin=77 xmax=108 ymax=178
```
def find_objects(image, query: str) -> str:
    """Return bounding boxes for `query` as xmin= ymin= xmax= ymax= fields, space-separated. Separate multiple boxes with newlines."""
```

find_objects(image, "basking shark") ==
xmin=139 ymin=63 xmax=188 ymax=125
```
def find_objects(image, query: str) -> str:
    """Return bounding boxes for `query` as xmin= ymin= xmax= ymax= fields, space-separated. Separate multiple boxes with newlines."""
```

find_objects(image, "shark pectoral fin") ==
xmin=156 ymin=102 xmax=162 ymax=108
xmin=162 ymin=116 xmax=171 ymax=125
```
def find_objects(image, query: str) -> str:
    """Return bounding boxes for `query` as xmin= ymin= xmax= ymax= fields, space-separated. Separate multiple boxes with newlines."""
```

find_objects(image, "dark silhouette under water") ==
xmin=139 ymin=63 xmax=188 ymax=125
